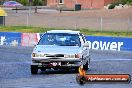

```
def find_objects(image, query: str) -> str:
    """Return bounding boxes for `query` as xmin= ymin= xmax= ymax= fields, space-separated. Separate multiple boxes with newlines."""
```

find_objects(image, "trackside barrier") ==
xmin=21 ymin=33 xmax=39 ymax=46
xmin=85 ymin=36 xmax=132 ymax=51
xmin=0 ymin=32 xmax=132 ymax=52
xmin=0 ymin=32 xmax=21 ymax=46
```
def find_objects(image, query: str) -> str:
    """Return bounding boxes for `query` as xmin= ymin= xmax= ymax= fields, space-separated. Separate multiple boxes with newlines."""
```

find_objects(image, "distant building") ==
xmin=47 ymin=0 xmax=120 ymax=9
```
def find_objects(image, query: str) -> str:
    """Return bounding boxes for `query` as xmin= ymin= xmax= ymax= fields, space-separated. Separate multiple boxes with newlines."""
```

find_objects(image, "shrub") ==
xmin=108 ymin=2 xmax=124 ymax=9
xmin=16 ymin=0 xmax=28 ymax=6
xmin=122 ymin=0 xmax=132 ymax=5
xmin=33 ymin=0 xmax=43 ymax=6
xmin=108 ymin=4 xmax=116 ymax=9
xmin=16 ymin=0 xmax=43 ymax=6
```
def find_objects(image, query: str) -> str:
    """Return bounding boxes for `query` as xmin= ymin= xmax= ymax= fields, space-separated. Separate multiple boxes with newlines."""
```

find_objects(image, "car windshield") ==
xmin=10 ymin=2 xmax=17 ymax=4
xmin=38 ymin=33 xmax=81 ymax=46
xmin=4 ymin=1 xmax=17 ymax=5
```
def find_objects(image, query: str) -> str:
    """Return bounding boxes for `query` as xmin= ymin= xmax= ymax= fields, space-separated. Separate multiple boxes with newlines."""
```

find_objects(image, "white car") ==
xmin=31 ymin=30 xmax=90 ymax=74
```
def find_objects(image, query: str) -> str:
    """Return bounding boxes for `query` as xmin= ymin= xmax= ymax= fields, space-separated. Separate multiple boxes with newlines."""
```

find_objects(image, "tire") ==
xmin=75 ymin=67 xmax=79 ymax=73
xmin=40 ymin=68 xmax=46 ymax=72
xmin=83 ymin=60 xmax=89 ymax=70
xmin=53 ymin=68 xmax=59 ymax=70
xmin=31 ymin=65 xmax=38 ymax=74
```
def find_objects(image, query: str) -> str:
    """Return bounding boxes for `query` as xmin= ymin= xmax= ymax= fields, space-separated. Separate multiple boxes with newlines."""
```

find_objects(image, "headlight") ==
xmin=69 ymin=55 xmax=75 ymax=58
xmin=64 ymin=55 xmax=75 ymax=58
xmin=32 ymin=53 xmax=45 ymax=57
xmin=64 ymin=54 xmax=80 ymax=58
xmin=32 ymin=53 xmax=35 ymax=57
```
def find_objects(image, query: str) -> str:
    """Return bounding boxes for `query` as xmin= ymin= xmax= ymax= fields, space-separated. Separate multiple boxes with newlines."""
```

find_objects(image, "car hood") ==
xmin=33 ymin=45 xmax=82 ymax=54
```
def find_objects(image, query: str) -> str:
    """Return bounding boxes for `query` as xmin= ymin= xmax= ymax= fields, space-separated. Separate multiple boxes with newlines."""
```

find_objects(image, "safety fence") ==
xmin=2 ymin=7 xmax=132 ymax=32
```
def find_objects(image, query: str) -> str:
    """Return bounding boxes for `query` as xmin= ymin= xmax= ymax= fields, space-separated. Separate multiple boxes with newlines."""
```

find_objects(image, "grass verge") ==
xmin=0 ymin=26 xmax=132 ymax=37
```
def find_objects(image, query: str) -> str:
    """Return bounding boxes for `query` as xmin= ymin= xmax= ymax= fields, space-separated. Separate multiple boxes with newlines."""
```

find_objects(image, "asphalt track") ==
xmin=0 ymin=46 xmax=132 ymax=88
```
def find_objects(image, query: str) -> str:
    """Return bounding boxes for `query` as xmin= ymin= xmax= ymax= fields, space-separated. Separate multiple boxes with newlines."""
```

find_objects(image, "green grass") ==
xmin=0 ymin=26 xmax=132 ymax=37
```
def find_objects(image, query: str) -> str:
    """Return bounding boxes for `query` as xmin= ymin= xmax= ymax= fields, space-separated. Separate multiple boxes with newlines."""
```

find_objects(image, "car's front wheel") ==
xmin=40 ymin=68 xmax=46 ymax=72
xmin=75 ymin=67 xmax=79 ymax=72
xmin=31 ymin=65 xmax=38 ymax=74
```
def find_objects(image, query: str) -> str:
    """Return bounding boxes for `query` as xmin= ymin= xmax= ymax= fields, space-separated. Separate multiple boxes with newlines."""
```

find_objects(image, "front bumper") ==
xmin=31 ymin=58 xmax=82 ymax=69
xmin=31 ymin=64 xmax=81 ymax=69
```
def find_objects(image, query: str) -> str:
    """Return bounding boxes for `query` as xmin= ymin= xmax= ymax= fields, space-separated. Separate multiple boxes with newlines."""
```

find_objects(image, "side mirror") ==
xmin=83 ymin=43 xmax=89 ymax=47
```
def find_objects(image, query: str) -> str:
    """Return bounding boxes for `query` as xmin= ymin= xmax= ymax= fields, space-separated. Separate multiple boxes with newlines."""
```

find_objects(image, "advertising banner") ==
xmin=0 ymin=32 xmax=21 ymax=46
xmin=21 ymin=33 xmax=39 ymax=46
xmin=85 ymin=36 xmax=132 ymax=51
xmin=0 ymin=32 xmax=132 ymax=52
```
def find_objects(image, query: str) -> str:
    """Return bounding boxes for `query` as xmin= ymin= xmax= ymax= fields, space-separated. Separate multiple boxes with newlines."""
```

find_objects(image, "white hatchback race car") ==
xmin=31 ymin=30 xmax=90 ymax=74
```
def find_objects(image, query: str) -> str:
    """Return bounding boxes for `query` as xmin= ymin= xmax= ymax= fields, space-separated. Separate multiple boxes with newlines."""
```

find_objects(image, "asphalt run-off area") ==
xmin=0 ymin=46 xmax=132 ymax=88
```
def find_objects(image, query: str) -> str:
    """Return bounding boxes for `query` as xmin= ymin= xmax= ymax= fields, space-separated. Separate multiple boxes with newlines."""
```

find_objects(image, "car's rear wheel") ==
xmin=31 ymin=65 xmax=38 ymax=74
